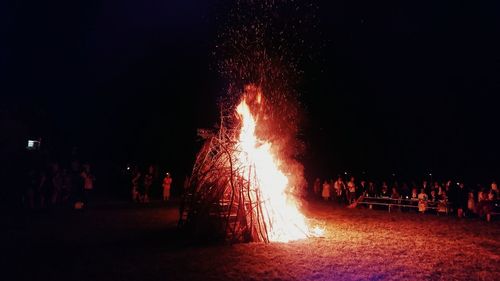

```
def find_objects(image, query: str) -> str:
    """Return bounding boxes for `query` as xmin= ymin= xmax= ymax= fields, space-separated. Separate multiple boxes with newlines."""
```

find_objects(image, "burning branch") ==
xmin=179 ymin=85 xmax=314 ymax=243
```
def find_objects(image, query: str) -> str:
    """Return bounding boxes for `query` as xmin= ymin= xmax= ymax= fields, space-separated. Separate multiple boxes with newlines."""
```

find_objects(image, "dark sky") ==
xmin=2 ymin=1 xmax=500 ymax=183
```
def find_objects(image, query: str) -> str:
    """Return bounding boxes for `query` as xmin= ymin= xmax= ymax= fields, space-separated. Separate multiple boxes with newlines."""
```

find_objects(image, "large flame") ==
xmin=235 ymin=96 xmax=311 ymax=242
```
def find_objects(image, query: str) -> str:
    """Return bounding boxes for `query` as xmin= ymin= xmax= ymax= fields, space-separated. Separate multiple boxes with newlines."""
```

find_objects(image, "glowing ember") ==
xmin=235 ymin=96 xmax=314 ymax=242
xmin=311 ymin=226 xmax=325 ymax=237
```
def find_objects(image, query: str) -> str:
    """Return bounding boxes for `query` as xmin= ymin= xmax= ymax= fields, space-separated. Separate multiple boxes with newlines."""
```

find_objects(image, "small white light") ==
xmin=311 ymin=226 xmax=325 ymax=237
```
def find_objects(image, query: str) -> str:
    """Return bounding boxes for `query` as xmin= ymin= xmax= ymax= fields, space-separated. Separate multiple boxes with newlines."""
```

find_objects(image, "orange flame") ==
xmin=235 ymin=96 xmax=316 ymax=242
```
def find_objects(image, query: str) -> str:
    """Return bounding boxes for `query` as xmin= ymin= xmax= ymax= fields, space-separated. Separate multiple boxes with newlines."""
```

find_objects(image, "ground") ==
xmin=2 ymin=200 xmax=499 ymax=281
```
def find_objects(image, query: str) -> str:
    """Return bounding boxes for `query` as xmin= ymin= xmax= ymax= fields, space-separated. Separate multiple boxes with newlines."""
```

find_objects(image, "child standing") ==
xmin=162 ymin=172 xmax=173 ymax=201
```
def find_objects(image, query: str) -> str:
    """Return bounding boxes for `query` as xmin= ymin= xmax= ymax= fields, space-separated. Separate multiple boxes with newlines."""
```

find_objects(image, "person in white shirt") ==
xmin=333 ymin=177 xmax=345 ymax=204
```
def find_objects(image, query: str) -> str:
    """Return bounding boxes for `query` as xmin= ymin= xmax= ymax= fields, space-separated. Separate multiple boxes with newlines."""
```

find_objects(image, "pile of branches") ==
xmin=178 ymin=111 xmax=274 ymax=243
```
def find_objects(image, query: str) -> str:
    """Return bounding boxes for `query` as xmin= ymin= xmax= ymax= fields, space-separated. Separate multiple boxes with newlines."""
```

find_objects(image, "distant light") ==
xmin=26 ymin=140 xmax=40 ymax=150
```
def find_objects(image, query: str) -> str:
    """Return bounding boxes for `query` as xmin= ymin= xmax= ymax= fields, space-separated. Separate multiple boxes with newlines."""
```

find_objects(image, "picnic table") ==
xmin=357 ymin=196 xmax=449 ymax=214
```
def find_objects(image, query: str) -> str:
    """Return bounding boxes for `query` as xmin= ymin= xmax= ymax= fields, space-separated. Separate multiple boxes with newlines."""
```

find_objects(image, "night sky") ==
xmin=2 ymin=1 xmax=500 ymax=184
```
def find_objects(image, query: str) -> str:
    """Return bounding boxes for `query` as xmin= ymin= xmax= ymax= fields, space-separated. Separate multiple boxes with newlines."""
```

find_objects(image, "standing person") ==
xmin=81 ymin=164 xmax=95 ymax=207
xmin=131 ymin=168 xmax=141 ymax=202
xmin=366 ymin=181 xmax=376 ymax=197
xmin=391 ymin=187 xmax=400 ymax=199
xmin=390 ymin=187 xmax=401 ymax=212
xmin=484 ymin=188 xmax=498 ymax=222
xmin=430 ymin=189 xmax=439 ymax=203
xmin=410 ymin=187 xmax=418 ymax=200
xmin=478 ymin=184 xmax=497 ymax=222
xmin=321 ymin=180 xmax=331 ymax=201
xmin=60 ymin=168 xmax=71 ymax=204
xmin=162 ymin=172 xmax=173 ymax=201
xmin=418 ymin=188 xmax=428 ymax=213
xmin=467 ymin=189 xmax=476 ymax=215
xmin=142 ymin=166 xmax=154 ymax=203
xmin=477 ymin=186 xmax=488 ymax=217
xmin=333 ymin=176 xmax=344 ymax=204
xmin=347 ymin=177 xmax=356 ymax=204
xmin=329 ymin=179 xmax=335 ymax=200
xmin=455 ymin=182 xmax=468 ymax=218
xmin=313 ymin=178 xmax=321 ymax=198
xmin=444 ymin=180 xmax=452 ymax=194
xmin=433 ymin=182 xmax=441 ymax=195
xmin=422 ymin=180 xmax=429 ymax=194
xmin=183 ymin=175 xmax=190 ymax=195
xmin=359 ymin=180 xmax=367 ymax=198
xmin=70 ymin=160 xmax=84 ymax=209
xmin=437 ymin=190 xmax=448 ymax=214
xmin=380 ymin=182 xmax=390 ymax=197
xmin=409 ymin=187 xmax=419 ymax=211
xmin=491 ymin=181 xmax=499 ymax=197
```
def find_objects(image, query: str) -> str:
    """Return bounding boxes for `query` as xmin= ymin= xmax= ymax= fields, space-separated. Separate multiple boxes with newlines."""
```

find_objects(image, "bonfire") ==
xmin=179 ymin=84 xmax=320 ymax=243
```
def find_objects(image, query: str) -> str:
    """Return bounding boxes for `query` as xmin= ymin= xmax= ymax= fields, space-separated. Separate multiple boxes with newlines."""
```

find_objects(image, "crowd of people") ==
xmin=19 ymin=158 xmax=499 ymax=223
xmin=312 ymin=176 xmax=499 ymax=222
xmin=22 ymin=160 xmax=183 ymax=209
xmin=127 ymin=164 xmax=181 ymax=203
xmin=23 ymin=160 xmax=95 ymax=210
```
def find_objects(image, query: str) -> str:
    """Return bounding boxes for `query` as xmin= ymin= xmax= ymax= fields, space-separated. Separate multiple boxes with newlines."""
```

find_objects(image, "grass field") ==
xmin=2 ymin=200 xmax=499 ymax=281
